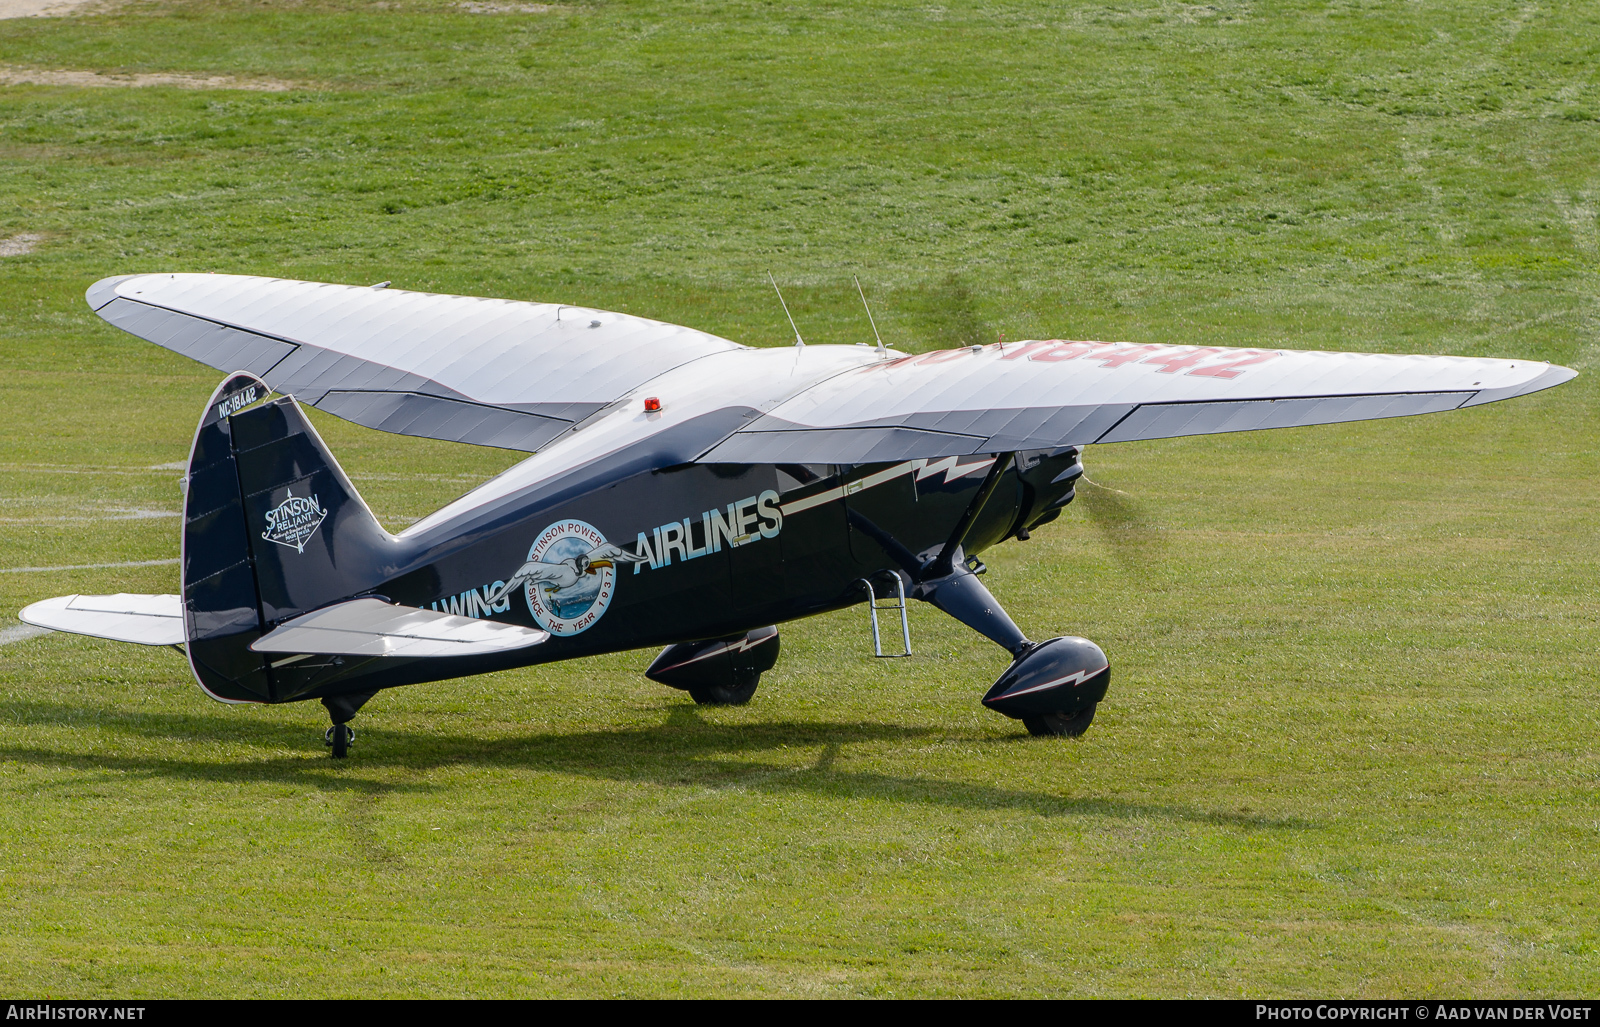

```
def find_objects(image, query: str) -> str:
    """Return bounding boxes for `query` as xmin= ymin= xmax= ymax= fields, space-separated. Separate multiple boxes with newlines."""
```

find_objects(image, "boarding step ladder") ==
xmin=857 ymin=575 xmax=912 ymax=658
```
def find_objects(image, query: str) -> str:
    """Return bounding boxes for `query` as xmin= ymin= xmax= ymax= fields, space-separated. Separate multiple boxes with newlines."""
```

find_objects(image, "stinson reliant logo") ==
xmin=261 ymin=489 xmax=328 ymax=554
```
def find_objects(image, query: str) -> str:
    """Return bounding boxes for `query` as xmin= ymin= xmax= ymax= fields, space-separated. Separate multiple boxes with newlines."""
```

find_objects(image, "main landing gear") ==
xmin=321 ymin=691 xmax=375 ymax=759
xmin=646 ymin=626 xmax=780 ymax=706
xmin=911 ymin=556 xmax=1111 ymax=738
xmin=902 ymin=451 xmax=1110 ymax=737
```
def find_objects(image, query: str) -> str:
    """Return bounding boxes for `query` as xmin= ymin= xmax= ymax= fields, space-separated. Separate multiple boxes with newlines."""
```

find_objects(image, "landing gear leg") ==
xmin=320 ymin=691 xmax=376 ymax=760
xmin=914 ymin=550 xmax=1109 ymax=738
xmin=911 ymin=556 xmax=1031 ymax=656
xmin=325 ymin=722 xmax=354 ymax=758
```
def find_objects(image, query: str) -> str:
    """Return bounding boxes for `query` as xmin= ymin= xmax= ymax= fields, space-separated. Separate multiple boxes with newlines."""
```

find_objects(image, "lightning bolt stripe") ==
xmin=777 ymin=485 xmax=846 ymax=517
xmin=914 ymin=455 xmax=998 ymax=484
xmin=777 ymin=455 xmax=1000 ymax=518
xmin=983 ymin=663 xmax=1108 ymax=703
xmin=652 ymin=631 xmax=779 ymax=673
xmin=779 ymin=461 xmax=910 ymax=516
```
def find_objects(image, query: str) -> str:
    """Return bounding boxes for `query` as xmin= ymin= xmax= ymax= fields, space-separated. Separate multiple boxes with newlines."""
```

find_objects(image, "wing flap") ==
xmin=20 ymin=593 xmax=186 ymax=646
xmin=704 ymin=426 xmax=985 ymax=464
xmin=1097 ymin=391 xmax=1469 ymax=444
xmin=314 ymin=391 xmax=571 ymax=452
xmin=250 ymin=597 xmax=549 ymax=657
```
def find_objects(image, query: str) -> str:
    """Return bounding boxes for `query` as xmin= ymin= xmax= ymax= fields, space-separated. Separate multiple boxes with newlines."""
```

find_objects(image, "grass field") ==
xmin=2 ymin=0 xmax=1598 ymax=998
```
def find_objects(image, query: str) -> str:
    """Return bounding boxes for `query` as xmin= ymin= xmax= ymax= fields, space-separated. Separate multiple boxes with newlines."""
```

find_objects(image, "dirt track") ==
xmin=0 ymin=0 xmax=101 ymax=17
xmin=0 ymin=66 xmax=294 ymax=88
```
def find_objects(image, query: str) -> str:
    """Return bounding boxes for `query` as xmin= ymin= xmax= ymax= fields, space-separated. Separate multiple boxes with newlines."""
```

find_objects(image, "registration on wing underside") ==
xmin=872 ymin=340 xmax=1282 ymax=378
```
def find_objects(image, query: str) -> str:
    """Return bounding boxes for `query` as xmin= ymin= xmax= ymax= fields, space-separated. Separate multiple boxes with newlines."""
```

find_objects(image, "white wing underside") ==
xmin=250 ymin=598 xmax=549 ymax=657
xmin=587 ymin=543 xmax=649 ymax=564
xmin=90 ymin=274 xmax=1575 ymax=466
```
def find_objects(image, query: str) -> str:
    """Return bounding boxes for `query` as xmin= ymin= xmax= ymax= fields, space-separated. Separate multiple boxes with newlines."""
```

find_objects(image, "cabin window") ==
xmin=775 ymin=464 xmax=834 ymax=493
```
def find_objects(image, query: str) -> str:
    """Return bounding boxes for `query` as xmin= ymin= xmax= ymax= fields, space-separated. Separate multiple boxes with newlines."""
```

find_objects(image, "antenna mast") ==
xmin=854 ymin=274 xmax=887 ymax=357
xmin=767 ymin=271 xmax=805 ymax=349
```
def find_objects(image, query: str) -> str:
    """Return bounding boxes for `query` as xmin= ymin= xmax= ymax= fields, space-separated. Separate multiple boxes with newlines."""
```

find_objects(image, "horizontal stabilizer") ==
xmin=250 ymin=598 xmax=549 ymax=657
xmin=19 ymin=594 xmax=185 ymax=646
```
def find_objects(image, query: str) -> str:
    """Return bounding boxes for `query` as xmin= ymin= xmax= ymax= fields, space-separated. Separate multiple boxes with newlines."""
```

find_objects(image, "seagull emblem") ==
xmin=486 ymin=542 xmax=648 ymax=607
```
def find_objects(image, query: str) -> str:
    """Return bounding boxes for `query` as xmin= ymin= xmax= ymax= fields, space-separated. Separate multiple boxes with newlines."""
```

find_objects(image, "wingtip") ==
xmin=85 ymin=274 xmax=149 ymax=312
xmin=1460 ymin=363 xmax=1577 ymax=407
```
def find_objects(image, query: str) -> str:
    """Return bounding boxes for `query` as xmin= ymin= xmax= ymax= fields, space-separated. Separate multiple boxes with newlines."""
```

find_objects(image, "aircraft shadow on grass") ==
xmin=0 ymin=698 xmax=1309 ymax=830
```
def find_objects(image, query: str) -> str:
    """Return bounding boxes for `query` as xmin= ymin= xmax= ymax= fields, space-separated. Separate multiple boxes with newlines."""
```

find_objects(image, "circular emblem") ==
xmin=522 ymin=519 xmax=617 ymax=636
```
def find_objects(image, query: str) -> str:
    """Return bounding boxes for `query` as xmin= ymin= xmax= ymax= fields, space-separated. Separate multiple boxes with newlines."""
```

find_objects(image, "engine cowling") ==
xmin=1010 ymin=447 xmax=1083 ymax=537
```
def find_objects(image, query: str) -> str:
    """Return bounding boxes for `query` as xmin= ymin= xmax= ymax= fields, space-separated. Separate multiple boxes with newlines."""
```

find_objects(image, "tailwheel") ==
xmin=320 ymin=693 xmax=374 ymax=760
xmin=1022 ymin=704 xmax=1096 ymax=738
xmin=325 ymin=723 xmax=355 ymax=758
xmin=687 ymin=672 xmax=759 ymax=706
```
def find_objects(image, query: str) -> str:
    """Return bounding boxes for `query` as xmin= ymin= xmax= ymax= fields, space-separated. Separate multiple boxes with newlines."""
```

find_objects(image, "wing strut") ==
xmin=927 ymin=452 xmax=1014 ymax=579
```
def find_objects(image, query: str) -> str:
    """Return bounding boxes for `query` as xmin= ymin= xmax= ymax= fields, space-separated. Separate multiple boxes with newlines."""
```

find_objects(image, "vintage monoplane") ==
xmin=20 ymin=274 xmax=1575 ymax=755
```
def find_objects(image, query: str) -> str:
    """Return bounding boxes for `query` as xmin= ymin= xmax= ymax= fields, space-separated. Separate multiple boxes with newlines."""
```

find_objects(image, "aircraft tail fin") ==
xmin=182 ymin=372 xmax=401 ymax=702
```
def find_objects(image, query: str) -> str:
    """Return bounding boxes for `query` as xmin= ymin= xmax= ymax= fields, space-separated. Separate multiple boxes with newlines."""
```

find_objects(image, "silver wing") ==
xmin=697 ymin=340 xmax=1576 ymax=463
xmin=87 ymin=274 xmax=1574 ymax=468
xmin=89 ymin=273 xmax=744 ymax=452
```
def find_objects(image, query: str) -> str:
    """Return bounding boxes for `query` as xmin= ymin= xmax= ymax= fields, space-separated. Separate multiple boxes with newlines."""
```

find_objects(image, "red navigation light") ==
xmin=643 ymin=397 xmax=661 ymax=412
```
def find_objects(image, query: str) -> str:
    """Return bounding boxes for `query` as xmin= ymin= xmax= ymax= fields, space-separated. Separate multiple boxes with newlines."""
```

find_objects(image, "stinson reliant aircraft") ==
xmin=21 ymin=274 xmax=1575 ymax=755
